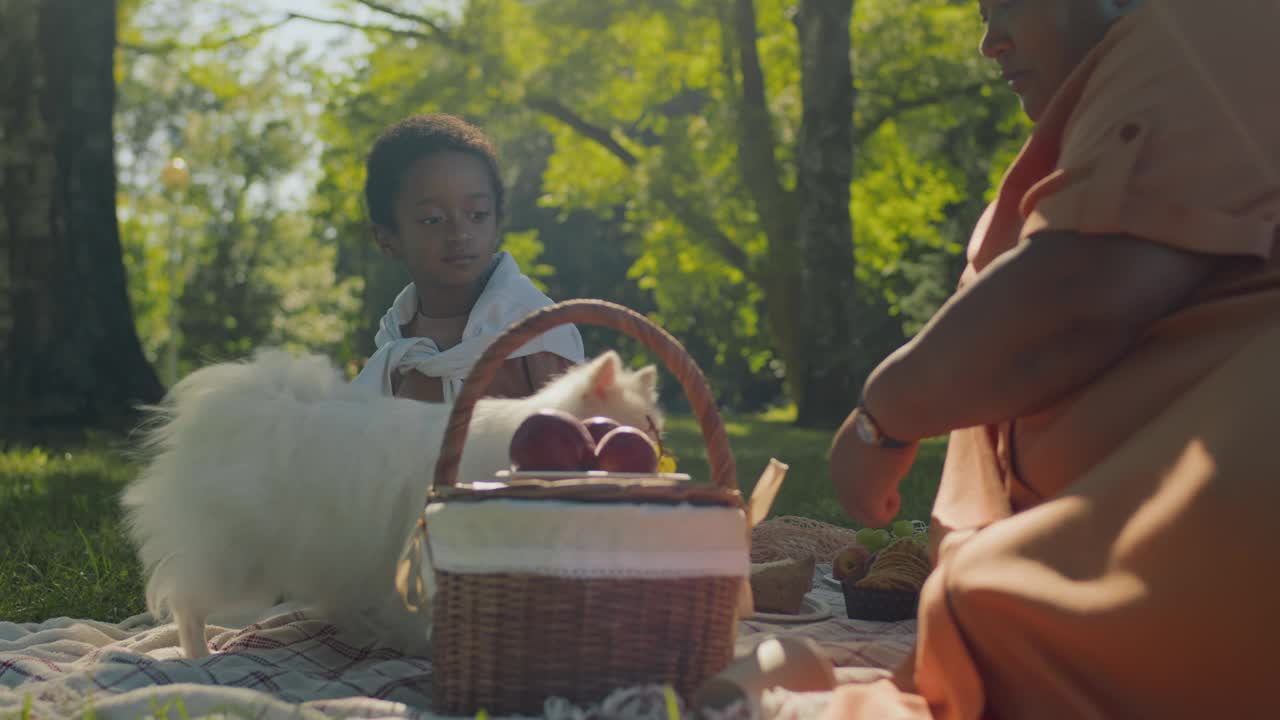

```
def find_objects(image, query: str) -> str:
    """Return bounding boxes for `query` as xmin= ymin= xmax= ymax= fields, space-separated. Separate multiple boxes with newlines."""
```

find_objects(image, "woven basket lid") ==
xmin=432 ymin=472 xmax=743 ymax=508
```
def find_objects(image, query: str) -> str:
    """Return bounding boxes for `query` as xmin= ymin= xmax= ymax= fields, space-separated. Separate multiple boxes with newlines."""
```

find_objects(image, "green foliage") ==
xmin=853 ymin=123 xmax=962 ymax=282
xmin=480 ymin=0 xmax=1028 ymax=410
xmin=846 ymin=1 xmax=1031 ymax=333
xmin=501 ymin=229 xmax=553 ymax=293
xmin=113 ymin=0 xmax=1033 ymax=415
xmin=115 ymin=2 xmax=361 ymax=378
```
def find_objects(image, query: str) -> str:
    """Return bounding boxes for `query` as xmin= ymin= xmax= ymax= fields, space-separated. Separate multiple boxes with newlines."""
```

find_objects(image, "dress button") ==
xmin=1120 ymin=123 xmax=1141 ymax=142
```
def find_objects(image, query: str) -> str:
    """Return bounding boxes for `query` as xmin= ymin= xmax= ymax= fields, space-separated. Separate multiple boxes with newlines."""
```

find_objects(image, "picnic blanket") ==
xmin=0 ymin=566 xmax=914 ymax=719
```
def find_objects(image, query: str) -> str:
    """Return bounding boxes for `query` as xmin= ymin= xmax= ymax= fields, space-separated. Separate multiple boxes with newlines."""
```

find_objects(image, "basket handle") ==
xmin=433 ymin=299 xmax=738 ymax=492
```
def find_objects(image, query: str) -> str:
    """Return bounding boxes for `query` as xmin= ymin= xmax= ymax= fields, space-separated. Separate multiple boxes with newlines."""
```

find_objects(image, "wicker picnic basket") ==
xmin=424 ymin=300 xmax=748 ymax=717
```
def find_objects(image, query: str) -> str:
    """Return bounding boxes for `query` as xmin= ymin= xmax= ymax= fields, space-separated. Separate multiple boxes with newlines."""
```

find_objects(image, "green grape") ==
xmin=892 ymin=520 xmax=915 ymax=538
xmin=855 ymin=527 xmax=894 ymax=552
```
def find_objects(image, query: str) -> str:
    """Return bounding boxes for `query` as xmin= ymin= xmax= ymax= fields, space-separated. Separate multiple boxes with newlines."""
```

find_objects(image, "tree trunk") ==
xmin=0 ymin=0 xmax=164 ymax=438
xmin=722 ymin=0 xmax=810 ymax=412
xmin=792 ymin=0 xmax=859 ymax=427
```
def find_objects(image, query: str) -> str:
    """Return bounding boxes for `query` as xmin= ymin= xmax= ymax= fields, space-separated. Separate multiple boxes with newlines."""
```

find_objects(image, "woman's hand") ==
xmin=829 ymin=409 xmax=920 ymax=528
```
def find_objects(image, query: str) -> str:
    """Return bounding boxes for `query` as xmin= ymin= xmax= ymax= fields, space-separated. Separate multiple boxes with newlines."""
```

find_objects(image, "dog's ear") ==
xmin=587 ymin=351 xmax=623 ymax=399
xmin=635 ymin=365 xmax=658 ymax=395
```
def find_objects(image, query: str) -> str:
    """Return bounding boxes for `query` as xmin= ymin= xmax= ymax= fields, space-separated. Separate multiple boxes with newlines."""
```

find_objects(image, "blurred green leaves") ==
xmin=113 ymin=0 xmax=1031 ymax=417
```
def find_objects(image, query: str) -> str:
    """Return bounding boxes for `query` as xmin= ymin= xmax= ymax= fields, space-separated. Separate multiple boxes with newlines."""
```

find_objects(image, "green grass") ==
xmin=0 ymin=441 xmax=148 ymax=624
xmin=0 ymin=411 xmax=944 ymax=624
xmin=663 ymin=406 xmax=944 ymax=528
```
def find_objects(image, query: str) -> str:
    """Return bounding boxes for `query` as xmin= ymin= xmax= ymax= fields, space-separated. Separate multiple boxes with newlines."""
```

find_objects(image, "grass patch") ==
xmin=0 ymin=411 xmax=944 ymax=623
xmin=662 ymin=406 xmax=943 ymax=528
xmin=0 ymin=442 xmax=147 ymax=623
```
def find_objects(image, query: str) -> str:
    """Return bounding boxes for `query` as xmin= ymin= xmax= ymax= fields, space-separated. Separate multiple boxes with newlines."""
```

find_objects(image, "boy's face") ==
xmin=376 ymin=150 xmax=500 ymax=293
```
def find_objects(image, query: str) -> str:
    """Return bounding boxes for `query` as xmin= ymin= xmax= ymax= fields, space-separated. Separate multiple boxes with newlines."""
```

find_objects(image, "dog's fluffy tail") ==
xmin=134 ymin=348 xmax=346 ymax=453
xmin=122 ymin=348 xmax=349 ymax=618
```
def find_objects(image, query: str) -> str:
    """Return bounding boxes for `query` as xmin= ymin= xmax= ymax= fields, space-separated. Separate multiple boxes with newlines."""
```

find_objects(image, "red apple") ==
xmin=832 ymin=544 xmax=872 ymax=583
xmin=509 ymin=409 xmax=597 ymax=472
xmin=582 ymin=416 xmax=621 ymax=445
xmin=594 ymin=426 xmax=659 ymax=474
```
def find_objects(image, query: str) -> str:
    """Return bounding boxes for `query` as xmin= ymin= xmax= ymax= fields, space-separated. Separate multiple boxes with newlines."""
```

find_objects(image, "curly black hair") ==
xmin=363 ymin=113 xmax=504 ymax=230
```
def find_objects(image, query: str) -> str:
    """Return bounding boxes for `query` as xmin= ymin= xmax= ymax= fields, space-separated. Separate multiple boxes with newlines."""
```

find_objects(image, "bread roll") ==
xmin=749 ymin=554 xmax=815 ymax=614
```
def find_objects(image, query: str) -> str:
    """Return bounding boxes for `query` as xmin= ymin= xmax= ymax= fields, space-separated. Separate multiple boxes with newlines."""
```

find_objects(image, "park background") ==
xmin=1 ymin=0 xmax=1027 ymax=622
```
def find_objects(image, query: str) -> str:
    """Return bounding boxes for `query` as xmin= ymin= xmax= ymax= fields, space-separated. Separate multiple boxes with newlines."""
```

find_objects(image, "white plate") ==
xmin=819 ymin=572 xmax=842 ymax=590
xmin=491 ymin=470 xmax=692 ymax=482
xmin=748 ymin=596 xmax=832 ymax=624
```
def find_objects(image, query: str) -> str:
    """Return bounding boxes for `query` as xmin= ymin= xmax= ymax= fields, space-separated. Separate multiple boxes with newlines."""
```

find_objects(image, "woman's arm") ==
xmin=830 ymin=230 xmax=1223 ymax=527
xmin=862 ymin=230 xmax=1224 ymax=442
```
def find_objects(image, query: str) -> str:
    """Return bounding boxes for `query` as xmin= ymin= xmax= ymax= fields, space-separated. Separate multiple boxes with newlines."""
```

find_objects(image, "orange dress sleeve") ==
xmin=1018 ymin=1 xmax=1280 ymax=259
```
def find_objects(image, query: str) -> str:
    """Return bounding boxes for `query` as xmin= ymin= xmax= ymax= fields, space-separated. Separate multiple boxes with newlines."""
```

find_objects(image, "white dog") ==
xmin=121 ymin=349 xmax=662 ymax=658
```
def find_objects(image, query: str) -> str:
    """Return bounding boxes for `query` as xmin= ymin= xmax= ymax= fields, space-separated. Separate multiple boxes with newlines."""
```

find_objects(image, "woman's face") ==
xmin=978 ymin=0 xmax=1121 ymax=121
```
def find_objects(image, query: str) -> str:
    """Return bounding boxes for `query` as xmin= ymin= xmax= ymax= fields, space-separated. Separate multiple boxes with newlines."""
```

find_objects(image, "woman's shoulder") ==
xmin=1066 ymin=1 xmax=1275 ymax=132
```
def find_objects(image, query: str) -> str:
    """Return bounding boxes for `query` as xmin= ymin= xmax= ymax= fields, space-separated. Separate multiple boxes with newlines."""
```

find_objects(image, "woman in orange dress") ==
xmin=825 ymin=0 xmax=1280 ymax=716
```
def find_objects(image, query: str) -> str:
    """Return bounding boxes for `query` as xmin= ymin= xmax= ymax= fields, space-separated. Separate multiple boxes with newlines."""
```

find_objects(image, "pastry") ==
xmin=750 ymin=553 xmax=816 ymax=614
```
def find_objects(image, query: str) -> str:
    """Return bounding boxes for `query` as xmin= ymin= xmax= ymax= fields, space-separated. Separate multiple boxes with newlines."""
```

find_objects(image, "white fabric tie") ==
xmin=350 ymin=251 xmax=585 ymax=399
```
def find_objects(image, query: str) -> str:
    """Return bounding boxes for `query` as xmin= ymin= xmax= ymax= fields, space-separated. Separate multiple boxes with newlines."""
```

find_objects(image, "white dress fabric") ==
xmin=351 ymin=251 xmax=585 ymax=400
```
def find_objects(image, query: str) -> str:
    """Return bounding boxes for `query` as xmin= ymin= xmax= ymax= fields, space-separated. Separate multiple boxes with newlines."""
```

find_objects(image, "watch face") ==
xmin=854 ymin=410 xmax=878 ymax=445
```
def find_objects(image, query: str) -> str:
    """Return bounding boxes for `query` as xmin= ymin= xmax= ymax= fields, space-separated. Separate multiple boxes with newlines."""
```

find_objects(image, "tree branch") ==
xmin=525 ymin=96 xmax=753 ymax=278
xmin=118 ymin=17 xmax=294 ymax=54
xmin=653 ymin=188 xmax=753 ymax=277
xmin=733 ymin=0 xmax=770 ymax=131
xmin=353 ymin=0 xmax=448 ymax=31
xmin=715 ymin=0 xmax=739 ymax=92
xmin=858 ymin=82 xmax=997 ymax=138
xmin=116 ymin=9 xmax=449 ymax=56
xmin=729 ymin=0 xmax=792 ymax=222
xmin=723 ymin=0 xmax=795 ymax=278
xmin=524 ymin=96 xmax=639 ymax=166
xmin=283 ymin=12 xmax=441 ymax=44
xmin=350 ymin=0 xmax=466 ymax=50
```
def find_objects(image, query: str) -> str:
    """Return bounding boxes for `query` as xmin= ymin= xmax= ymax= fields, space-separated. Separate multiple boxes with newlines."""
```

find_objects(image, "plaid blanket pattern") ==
xmin=0 ymin=566 xmax=914 ymax=719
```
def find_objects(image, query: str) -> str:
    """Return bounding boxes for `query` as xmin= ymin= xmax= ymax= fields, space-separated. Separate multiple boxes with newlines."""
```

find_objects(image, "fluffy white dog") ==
xmin=121 ymin=349 xmax=662 ymax=658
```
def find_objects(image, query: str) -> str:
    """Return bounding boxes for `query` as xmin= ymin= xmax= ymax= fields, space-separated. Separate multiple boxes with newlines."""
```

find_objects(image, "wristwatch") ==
xmin=853 ymin=405 xmax=910 ymax=449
